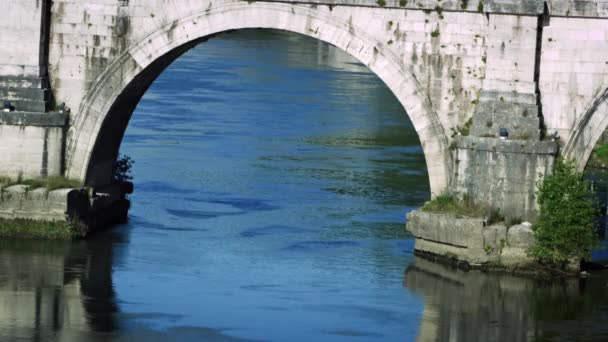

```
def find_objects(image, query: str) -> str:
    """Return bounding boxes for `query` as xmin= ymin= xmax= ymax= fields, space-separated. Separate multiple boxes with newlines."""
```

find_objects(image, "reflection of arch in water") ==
xmin=403 ymin=258 xmax=595 ymax=342
xmin=65 ymin=2 xmax=450 ymax=196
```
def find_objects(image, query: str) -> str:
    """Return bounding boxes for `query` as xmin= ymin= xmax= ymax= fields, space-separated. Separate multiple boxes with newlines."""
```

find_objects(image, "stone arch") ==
xmin=562 ymin=86 xmax=608 ymax=170
xmin=65 ymin=1 xmax=451 ymax=195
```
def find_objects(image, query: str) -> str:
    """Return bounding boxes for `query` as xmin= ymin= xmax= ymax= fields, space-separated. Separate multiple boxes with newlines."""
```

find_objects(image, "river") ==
xmin=1 ymin=29 xmax=608 ymax=342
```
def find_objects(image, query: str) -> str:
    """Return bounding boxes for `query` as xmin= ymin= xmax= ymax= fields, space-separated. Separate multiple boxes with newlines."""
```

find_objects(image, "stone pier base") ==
xmin=407 ymin=210 xmax=539 ymax=271
xmin=0 ymin=181 xmax=132 ymax=237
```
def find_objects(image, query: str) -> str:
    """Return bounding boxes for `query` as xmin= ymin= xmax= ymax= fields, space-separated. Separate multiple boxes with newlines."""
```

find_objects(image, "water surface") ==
xmin=1 ymin=30 xmax=608 ymax=342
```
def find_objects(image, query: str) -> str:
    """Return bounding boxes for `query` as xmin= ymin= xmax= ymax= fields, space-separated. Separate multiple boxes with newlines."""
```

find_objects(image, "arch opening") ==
xmin=65 ymin=3 xmax=450 ymax=195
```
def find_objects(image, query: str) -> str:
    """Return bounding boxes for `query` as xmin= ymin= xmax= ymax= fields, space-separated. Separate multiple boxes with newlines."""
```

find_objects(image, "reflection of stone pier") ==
xmin=0 ymin=238 xmax=120 ymax=339
xmin=404 ymin=258 xmax=581 ymax=342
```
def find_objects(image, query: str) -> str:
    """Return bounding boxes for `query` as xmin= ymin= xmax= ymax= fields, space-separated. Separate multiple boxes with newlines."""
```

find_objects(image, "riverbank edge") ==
xmin=406 ymin=210 xmax=585 ymax=277
xmin=0 ymin=182 xmax=132 ymax=239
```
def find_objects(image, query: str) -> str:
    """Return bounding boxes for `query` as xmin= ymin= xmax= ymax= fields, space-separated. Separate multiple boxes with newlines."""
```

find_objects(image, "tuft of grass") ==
xmin=431 ymin=28 xmax=440 ymax=38
xmin=460 ymin=118 xmax=473 ymax=136
xmin=477 ymin=0 xmax=484 ymax=13
xmin=399 ymin=0 xmax=408 ymax=6
xmin=0 ymin=218 xmax=80 ymax=240
xmin=377 ymin=0 xmax=386 ymax=7
xmin=422 ymin=192 xmax=504 ymax=224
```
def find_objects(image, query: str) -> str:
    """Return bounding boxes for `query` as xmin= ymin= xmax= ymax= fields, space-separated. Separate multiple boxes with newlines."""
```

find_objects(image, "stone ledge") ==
xmin=262 ymin=0 xmax=544 ymax=15
xmin=0 ymin=111 xmax=67 ymax=127
xmin=455 ymin=136 xmax=559 ymax=155
xmin=406 ymin=210 xmax=537 ymax=267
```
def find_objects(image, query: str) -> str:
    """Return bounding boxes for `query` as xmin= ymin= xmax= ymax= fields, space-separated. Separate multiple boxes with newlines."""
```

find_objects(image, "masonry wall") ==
xmin=452 ymin=136 xmax=558 ymax=221
xmin=47 ymin=0 xmax=493 ymax=135
xmin=540 ymin=16 xmax=608 ymax=141
xmin=0 ymin=185 xmax=71 ymax=221
xmin=0 ymin=113 xmax=66 ymax=179
xmin=0 ymin=0 xmax=47 ymax=77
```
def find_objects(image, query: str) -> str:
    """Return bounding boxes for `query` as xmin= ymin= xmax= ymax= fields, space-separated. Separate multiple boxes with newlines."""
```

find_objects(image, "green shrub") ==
xmin=593 ymin=144 xmax=608 ymax=165
xmin=114 ymin=154 xmax=134 ymax=182
xmin=377 ymin=0 xmax=386 ymax=7
xmin=530 ymin=159 xmax=599 ymax=269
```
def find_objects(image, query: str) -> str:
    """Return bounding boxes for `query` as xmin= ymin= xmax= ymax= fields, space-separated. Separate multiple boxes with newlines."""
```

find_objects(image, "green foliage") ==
xmin=399 ymin=0 xmax=408 ymax=6
xmin=114 ymin=154 xmax=135 ymax=182
xmin=422 ymin=192 xmax=504 ymax=224
xmin=477 ymin=0 xmax=484 ymax=13
xmin=434 ymin=5 xmax=444 ymax=18
xmin=1 ymin=176 xmax=81 ymax=191
xmin=22 ymin=176 xmax=82 ymax=191
xmin=530 ymin=159 xmax=600 ymax=268
xmin=593 ymin=144 xmax=608 ymax=165
xmin=0 ymin=218 xmax=80 ymax=240
xmin=376 ymin=0 xmax=386 ymax=7
xmin=431 ymin=27 xmax=440 ymax=38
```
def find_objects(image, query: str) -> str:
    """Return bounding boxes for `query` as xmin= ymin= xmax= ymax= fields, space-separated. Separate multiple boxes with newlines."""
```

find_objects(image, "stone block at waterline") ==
xmin=406 ymin=210 xmax=536 ymax=266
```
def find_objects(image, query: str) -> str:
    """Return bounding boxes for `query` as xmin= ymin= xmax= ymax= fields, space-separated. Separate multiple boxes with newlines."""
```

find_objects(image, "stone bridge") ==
xmin=2 ymin=0 xmax=608 ymax=220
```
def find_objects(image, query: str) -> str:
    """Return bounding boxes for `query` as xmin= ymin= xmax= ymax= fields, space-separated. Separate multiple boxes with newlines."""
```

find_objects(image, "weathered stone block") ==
xmin=507 ymin=223 xmax=535 ymax=249
xmin=407 ymin=210 xmax=486 ymax=249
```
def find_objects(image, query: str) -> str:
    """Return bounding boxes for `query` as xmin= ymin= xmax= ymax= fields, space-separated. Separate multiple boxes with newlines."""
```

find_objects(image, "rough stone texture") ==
xmin=0 ymin=0 xmax=47 ymax=77
xmin=453 ymin=136 xmax=558 ymax=221
xmin=541 ymin=16 xmax=608 ymax=170
xmin=507 ymin=222 xmax=535 ymax=248
xmin=407 ymin=210 xmax=537 ymax=266
xmin=0 ymin=122 xmax=65 ymax=179
xmin=0 ymin=181 xmax=132 ymax=235
xmin=501 ymin=222 xmax=536 ymax=265
xmin=0 ymin=111 xmax=67 ymax=127
xmin=0 ymin=185 xmax=72 ymax=221
xmin=548 ymin=0 xmax=608 ymax=16
xmin=0 ymin=0 xmax=52 ymax=112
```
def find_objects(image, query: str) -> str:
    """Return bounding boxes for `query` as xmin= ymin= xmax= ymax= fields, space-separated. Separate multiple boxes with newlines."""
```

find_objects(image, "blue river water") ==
xmin=1 ymin=29 xmax=608 ymax=342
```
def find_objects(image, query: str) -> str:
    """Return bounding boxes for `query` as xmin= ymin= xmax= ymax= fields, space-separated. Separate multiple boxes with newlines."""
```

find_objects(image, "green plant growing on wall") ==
xmin=530 ymin=159 xmax=600 ymax=270
xmin=377 ymin=0 xmax=386 ymax=7
xmin=591 ymin=143 xmax=608 ymax=166
xmin=477 ymin=0 xmax=484 ymax=13
xmin=114 ymin=154 xmax=135 ymax=182
xmin=434 ymin=5 xmax=444 ymax=19
xmin=399 ymin=0 xmax=408 ymax=6
xmin=431 ymin=27 xmax=440 ymax=38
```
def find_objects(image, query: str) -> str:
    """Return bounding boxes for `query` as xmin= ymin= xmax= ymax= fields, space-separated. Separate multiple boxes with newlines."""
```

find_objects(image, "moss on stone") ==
xmin=0 ymin=218 xmax=81 ymax=240
xmin=0 ymin=176 xmax=82 ymax=191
